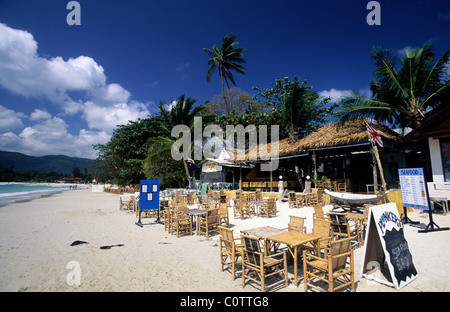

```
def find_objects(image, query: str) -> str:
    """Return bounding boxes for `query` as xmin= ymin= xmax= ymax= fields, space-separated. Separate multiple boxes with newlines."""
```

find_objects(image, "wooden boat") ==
xmin=324 ymin=189 xmax=390 ymax=211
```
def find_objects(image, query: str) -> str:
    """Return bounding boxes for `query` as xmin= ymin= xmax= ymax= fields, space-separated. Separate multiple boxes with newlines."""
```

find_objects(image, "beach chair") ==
xmin=198 ymin=208 xmax=220 ymax=238
xmin=288 ymin=191 xmax=298 ymax=208
xmin=259 ymin=198 xmax=277 ymax=218
xmin=219 ymin=202 xmax=229 ymax=227
xmin=303 ymin=237 xmax=355 ymax=292
xmin=218 ymin=226 xmax=244 ymax=281
xmin=327 ymin=212 xmax=357 ymax=240
xmin=241 ymin=235 xmax=288 ymax=292
xmin=119 ymin=196 xmax=130 ymax=210
xmin=170 ymin=209 xmax=192 ymax=238
xmin=287 ymin=216 xmax=306 ymax=233
xmin=313 ymin=204 xmax=327 ymax=220
xmin=302 ymin=218 xmax=333 ymax=254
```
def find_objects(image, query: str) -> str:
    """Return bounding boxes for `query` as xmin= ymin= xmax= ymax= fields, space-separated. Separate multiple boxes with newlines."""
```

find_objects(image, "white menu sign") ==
xmin=398 ymin=168 xmax=429 ymax=210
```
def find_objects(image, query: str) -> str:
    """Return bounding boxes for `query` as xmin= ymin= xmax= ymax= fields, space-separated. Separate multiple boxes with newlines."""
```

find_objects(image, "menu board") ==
xmin=139 ymin=180 xmax=159 ymax=211
xmin=361 ymin=203 xmax=418 ymax=289
xmin=398 ymin=168 xmax=429 ymax=210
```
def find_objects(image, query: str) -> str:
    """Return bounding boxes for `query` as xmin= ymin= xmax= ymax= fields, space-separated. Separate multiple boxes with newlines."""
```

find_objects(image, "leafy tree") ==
xmin=337 ymin=43 xmax=450 ymax=128
xmin=93 ymin=116 xmax=165 ymax=185
xmin=203 ymin=33 xmax=246 ymax=103
xmin=253 ymin=77 xmax=335 ymax=137
xmin=147 ymin=95 xmax=205 ymax=188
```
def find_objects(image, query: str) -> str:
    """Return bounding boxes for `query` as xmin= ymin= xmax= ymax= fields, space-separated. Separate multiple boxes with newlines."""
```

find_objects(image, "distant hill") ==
xmin=0 ymin=151 xmax=94 ymax=175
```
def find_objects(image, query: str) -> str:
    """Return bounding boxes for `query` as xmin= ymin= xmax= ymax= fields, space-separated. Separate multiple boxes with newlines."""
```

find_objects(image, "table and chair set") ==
xmin=218 ymin=204 xmax=366 ymax=292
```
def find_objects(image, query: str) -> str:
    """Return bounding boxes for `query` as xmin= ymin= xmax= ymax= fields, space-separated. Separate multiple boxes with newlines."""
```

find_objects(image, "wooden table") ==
xmin=240 ymin=226 xmax=287 ymax=253
xmin=247 ymin=200 xmax=267 ymax=215
xmin=265 ymin=231 xmax=321 ymax=286
xmin=182 ymin=209 xmax=207 ymax=234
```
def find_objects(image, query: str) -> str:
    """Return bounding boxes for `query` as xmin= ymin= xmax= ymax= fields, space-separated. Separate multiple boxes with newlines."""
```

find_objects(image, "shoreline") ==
xmin=0 ymin=188 xmax=449 ymax=292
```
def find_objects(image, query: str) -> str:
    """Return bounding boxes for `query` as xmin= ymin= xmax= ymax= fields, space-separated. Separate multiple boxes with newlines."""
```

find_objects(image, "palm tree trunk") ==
xmin=183 ymin=159 xmax=193 ymax=188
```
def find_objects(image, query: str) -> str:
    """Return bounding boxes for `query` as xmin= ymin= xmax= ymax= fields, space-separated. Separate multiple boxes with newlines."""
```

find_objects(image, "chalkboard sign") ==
xmin=361 ymin=203 xmax=418 ymax=289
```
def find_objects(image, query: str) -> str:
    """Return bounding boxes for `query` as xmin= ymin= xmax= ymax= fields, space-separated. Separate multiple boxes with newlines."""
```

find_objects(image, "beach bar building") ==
xmin=227 ymin=119 xmax=407 ymax=193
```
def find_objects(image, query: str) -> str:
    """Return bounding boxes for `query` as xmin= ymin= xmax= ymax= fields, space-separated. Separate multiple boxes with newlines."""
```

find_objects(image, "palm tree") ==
xmin=147 ymin=95 xmax=204 ymax=188
xmin=337 ymin=43 xmax=449 ymax=129
xmin=203 ymin=33 xmax=247 ymax=99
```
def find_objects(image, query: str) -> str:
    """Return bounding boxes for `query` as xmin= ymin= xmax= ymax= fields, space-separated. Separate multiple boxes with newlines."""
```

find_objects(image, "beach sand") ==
xmin=1 ymin=187 xmax=449 ymax=292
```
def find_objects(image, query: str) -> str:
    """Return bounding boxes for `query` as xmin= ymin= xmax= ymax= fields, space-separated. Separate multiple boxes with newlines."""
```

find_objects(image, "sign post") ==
xmin=361 ymin=203 xmax=418 ymax=289
xmin=136 ymin=180 xmax=161 ymax=227
xmin=398 ymin=168 xmax=449 ymax=233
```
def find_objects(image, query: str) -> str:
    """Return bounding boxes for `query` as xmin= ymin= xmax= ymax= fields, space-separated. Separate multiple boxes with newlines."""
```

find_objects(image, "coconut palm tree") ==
xmin=337 ymin=43 xmax=449 ymax=129
xmin=146 ymin=95 xmax=204 ymax=188
xmin=203 ymin=33 xmax=247 ymax=97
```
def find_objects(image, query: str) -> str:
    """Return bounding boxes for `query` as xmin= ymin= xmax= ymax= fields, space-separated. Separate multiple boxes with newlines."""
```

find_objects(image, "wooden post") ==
xmin=239 ymin=163 xmax=242 ymax=191
xmin=371 ymin=142 xmax=387 ymax=192
xmin=371 ymin=148 xmax=378 ymax=192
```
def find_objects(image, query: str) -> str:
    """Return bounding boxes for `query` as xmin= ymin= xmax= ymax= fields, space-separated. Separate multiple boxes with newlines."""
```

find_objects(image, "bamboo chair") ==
xmin=302 ymin=218 xmax=333 ymax=253
xmin=219 ymin=202 xmax=229 ymax=227
xmin=287 ymin=216 xmax=306 ymax=232
xmin=119 ymin=196 xmax=130 ymax=210
xmin=337 ymin=182 xmax=347 ymax=192
xmin=234 ymin=198 xmax=251 ymax=219
xmin=327 ymin=213 xmax=357 ymax=239
xmin=198 ymin=208 xmax=220 ymax=238
xmin=288 ymin=191 xmax=298 ymax=208
xmin=309 ymin=192 xmax=319 ymax=206
xmin=218 ymin=226 xmax=244 ymax=281
xmin=170 ymin=209 xmax=192 ymax=238
xmin=259 ymin=198 xmax=277 ymax=218
xmin=303 ymin=237 xmax=355 ymax=292
xmin=241 ymin=235 xmax=288 ymax=292
xmin=313 ymin=204 xmax=327 ymax=220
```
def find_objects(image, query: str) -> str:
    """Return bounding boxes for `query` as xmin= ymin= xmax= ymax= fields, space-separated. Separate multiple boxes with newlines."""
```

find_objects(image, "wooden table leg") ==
xmin=293 ymin=246 xmax=298 ymax=286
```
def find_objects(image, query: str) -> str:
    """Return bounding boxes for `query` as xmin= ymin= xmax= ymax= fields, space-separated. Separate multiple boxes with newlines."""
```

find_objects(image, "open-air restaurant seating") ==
xmin=127 ymin=188 xmax=362 ymax=292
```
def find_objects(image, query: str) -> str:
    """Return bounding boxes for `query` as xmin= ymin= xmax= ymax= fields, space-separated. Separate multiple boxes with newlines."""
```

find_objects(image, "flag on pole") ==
xmin=187 ymin=158 xmax=199 ymax=168
xmin=366 ymin=121 xmax=384 ymax=148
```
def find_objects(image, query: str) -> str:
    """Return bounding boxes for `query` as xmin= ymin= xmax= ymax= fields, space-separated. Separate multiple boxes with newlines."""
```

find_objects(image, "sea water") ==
xmin=0 ymin=183 xmax=70 ymax=207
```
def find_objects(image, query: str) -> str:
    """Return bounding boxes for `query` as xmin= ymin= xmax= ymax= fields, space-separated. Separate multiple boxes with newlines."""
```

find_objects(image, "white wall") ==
xmin=428 ymin=138 xmax=444 ymax=183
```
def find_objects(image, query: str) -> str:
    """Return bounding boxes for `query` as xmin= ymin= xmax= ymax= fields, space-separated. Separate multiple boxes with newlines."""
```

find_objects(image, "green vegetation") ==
xmin=0 ymin=151 xmax=93 ymax=182
xmin=337 ymin=43 xmax=450 ymax=128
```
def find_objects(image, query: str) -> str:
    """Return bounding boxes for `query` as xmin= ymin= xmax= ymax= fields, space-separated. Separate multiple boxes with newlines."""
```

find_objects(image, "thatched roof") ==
xmin=294 ymin=119 xmax=403 ymax=150
xmin=229 ymin=119 xmax=404 ymax=161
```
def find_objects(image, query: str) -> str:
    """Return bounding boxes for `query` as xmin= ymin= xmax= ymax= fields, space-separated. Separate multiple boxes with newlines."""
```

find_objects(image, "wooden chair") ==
xmin=218 ymin=226 xmax=244 ymax=281
xmin=241 ymin=235 xmax=288 ymax=292
xmin=119 ymin=196 xmax=130 ymax=210
xmin=303 ymin=237 xmax=355 ymax=292
xmin=288 ymin=191 xmax=298 ymax=208
xmin=259 ymin=198 xmax=277 ymax=218
xmin=313 ymin=204 xmax=327 ymax=220
xmin=219 ymin=202 xmax=229 ymax=227
xmin=337 ymin=182 xmax=347 ymax=192
xmin=234 ymin=198 xmax=251 ymax=219
xmin=198 ymin=208 xmax=220 ymax=238
xmin=170 ymin=209 xmax=192 ymax=238
xmin=327 ymin=212 xmax=357 ymax=240
xmin=302 ymin=218 xmax=333 ymax=253
xmin=288 ymin=216 xmax=306 ymax=232
xmin=309 ymin=189 xmax=319 ymax=206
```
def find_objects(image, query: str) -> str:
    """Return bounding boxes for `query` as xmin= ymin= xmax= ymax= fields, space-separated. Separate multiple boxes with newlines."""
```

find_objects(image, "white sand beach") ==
xmin=1 ymin=187 xmax=449 ymax=292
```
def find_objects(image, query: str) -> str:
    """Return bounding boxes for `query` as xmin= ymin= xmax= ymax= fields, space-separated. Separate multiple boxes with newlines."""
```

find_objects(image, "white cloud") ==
xmin=82 ymin=101 xmax=149 ymax=134
xmin=319 ymin=88 xmax=372 ymax=103
xmin=0 ymin=105 xmax=25 ymax=132
xmin=29 ymin=108 xmax=51 ymax=121
xmin=0 ymin=113 xmax=109 ymax=158
xmin=0 ymin=23 xmax=152 ymax=158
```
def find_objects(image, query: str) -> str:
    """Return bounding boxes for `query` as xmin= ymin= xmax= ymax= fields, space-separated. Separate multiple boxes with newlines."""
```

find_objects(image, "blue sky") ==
xmin=0 ymin=0 xmax=449 ymax=159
